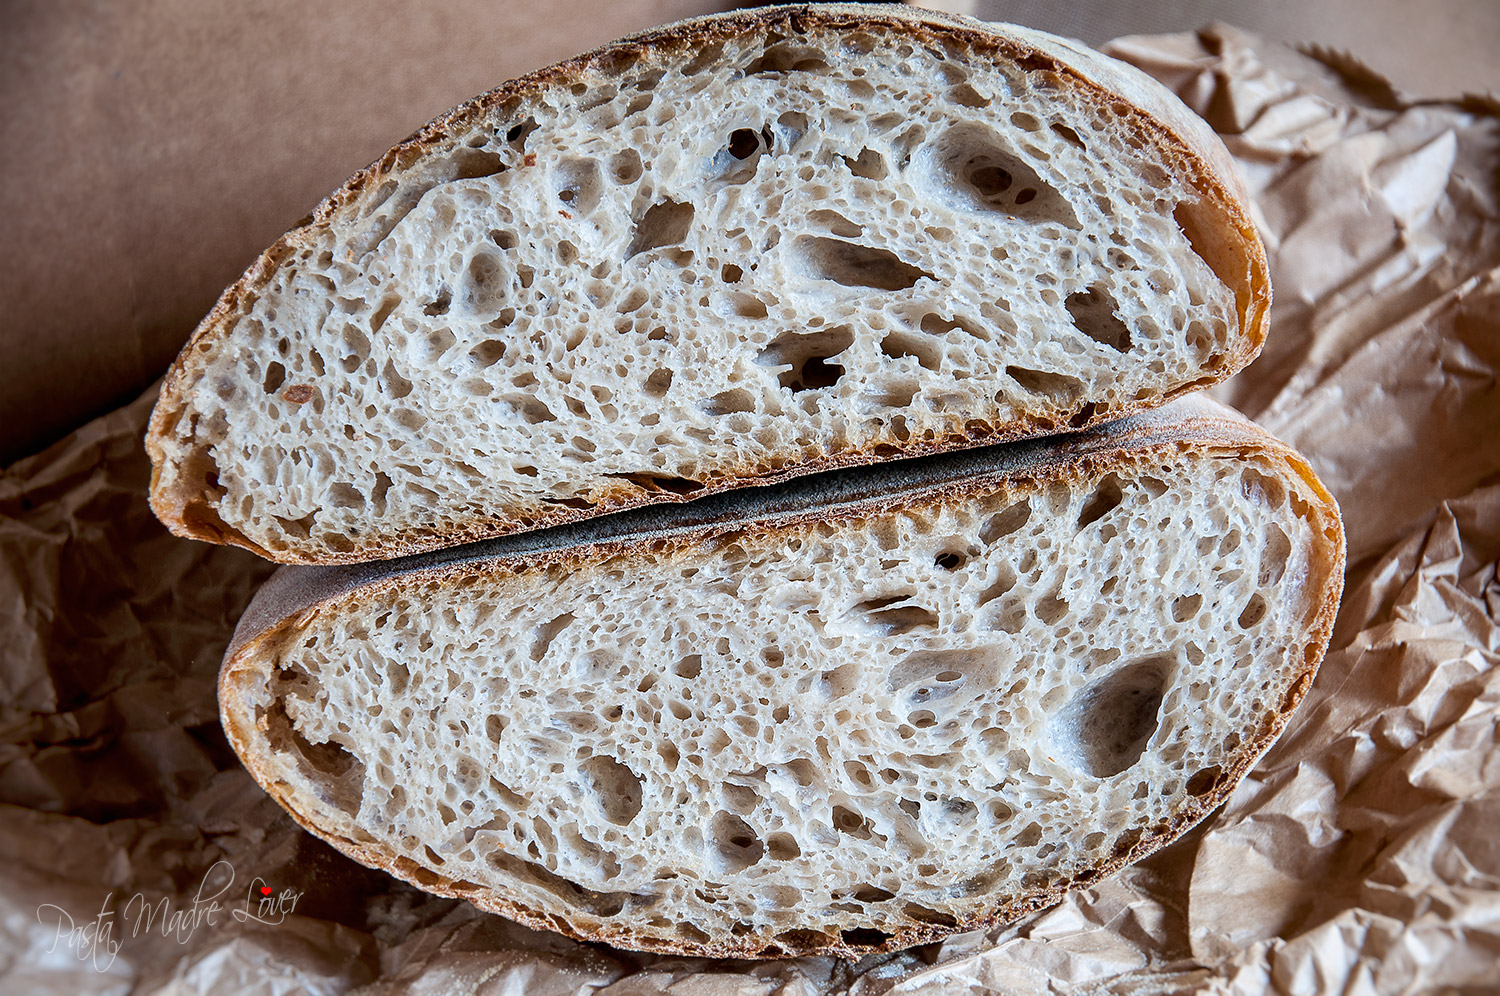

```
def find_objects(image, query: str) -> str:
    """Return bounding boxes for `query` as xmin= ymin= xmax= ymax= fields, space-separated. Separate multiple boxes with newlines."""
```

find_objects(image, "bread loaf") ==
xmin=219 ymin=398 xmax=1343 ymax=958
xmin=149 ymin=4 xmax=1269 ymax=565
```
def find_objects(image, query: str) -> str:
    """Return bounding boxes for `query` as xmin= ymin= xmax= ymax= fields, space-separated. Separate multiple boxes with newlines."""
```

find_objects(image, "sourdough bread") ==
xmin=149 ymin=4 xmax=1270 ymax=565
xmin=219 ymin=398 xmax=1343 ymax=958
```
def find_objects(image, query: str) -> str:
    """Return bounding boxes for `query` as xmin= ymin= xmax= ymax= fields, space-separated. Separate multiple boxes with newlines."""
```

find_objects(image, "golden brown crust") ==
xmin=218 ymin=398 xmax=1344 ymax=959
xmin=148 ymin=4 xmax=1272 ymax=566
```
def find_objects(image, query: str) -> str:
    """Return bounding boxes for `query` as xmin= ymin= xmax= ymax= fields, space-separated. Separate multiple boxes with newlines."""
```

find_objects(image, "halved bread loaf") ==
xmin=219 ymin=399 xmax=1343 ymax=958
xmin=149 ymin=4 xmax=1269 ymax=564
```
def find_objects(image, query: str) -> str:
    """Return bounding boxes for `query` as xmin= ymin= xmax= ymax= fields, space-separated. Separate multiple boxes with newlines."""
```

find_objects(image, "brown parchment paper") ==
xmin=4 ymin=24 xmax=1499 ymax=996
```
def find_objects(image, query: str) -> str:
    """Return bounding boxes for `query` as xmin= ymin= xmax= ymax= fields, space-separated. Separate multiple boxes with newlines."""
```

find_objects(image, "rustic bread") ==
xmin=218 ymin=398 xmax=1343 ymax=959
xmin=148 ymin=4 xmax=1269 ymax=565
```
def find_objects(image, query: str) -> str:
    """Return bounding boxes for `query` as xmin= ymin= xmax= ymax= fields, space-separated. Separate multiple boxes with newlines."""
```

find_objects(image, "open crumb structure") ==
xmin=150 ymin=5 xmax=1267 ymax=563
xmin=221 ymin=416 xmax=1342 ymax=959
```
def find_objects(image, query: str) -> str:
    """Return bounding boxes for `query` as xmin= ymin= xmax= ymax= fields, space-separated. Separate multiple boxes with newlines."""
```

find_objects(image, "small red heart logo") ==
xmin=260 ymin=886 xmax=272 ymax=895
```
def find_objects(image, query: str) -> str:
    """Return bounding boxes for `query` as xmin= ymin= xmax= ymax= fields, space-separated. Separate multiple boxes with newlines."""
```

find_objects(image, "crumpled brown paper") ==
xmin=3 ymin=23 xmax=1499 ymax=996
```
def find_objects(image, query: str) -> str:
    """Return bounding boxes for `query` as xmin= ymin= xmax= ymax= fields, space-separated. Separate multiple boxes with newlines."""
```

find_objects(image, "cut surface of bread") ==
xmin=149 ymin=4 xmax=1269 ymax=564
xmin=220 ymin=400 xmax=1343 ymax=958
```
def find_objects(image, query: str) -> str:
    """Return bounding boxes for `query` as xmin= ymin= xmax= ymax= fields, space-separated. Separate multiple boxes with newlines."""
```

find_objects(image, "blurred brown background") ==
xmin=4 ymin=0 xmax=1497 ymax=464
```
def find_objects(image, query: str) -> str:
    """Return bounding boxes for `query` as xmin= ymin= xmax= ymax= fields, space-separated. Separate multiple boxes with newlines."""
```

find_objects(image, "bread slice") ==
xmin=219 ymin=398 xmax=1342 ymax=958
xmin=148 ymin=4 xmax=1269 ymax=565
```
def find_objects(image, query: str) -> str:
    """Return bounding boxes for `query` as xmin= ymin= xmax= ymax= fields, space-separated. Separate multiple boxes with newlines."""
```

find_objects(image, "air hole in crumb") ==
xmin=852 ymin=884 xmax=896 ymax=905
xmin=626 ymin=199 xmax=695 ymax=259
xmin=792 ymin=236 xmax=933 ymax=291
xmin=512 ymin=397 xmax=556 ymax=424
xmin=840 ymin=928 xmax=891 ymax=949
xmin=1066 ymin=285 xmax=1132 ymax=351
xmin=377 ymin=359 xmax=414 ymax=399
xmin=902 ymin=904 xmax=959 ymax=928
xmin=880 ymin=330 xmax=940 ymax=370
xmin=767 ymin=832 xmax=800 ymax=860
xmin=680 ymin=41 xmax=725 ymax=75
xmin=743 ymin=40 xmax=831 ymax=76
xmin=1172 ymin=593 xmax=1203 ymax=622
xmin=851 ymin=596 xmax=937 ymax=636
xmin=949 ymin=83 xmax=989 ymax=107
xmin=1186 ymin=765 xmax=1224 ymax=796
xmin=980 ymin=499 xmax=1031 ymax=543
xmin=485 ymin=714 xmax=506 ymax=744
xmin=709 ymin=811 xmax=764 ymax=873
xmin=757 ymin=326 xmax=853 ymax=393
xmin=370 ymin=472 xmax=392 ymax=515
xmin=1259 ymin=526 xmax=1292 ymax=585
xmin=1052 ymin=122 xmax=1087 ymax=149
xmin=775 ymin=110 xmax=809 ymax=150
xmin=728 ymin=128 xmax=761 ymax=158
xmin=809 ymin=209 xmax=862 ymax=238
xmin=711 ymin=784 xmax=756 ymax=822
xmin=711 ymin=126 xmax=774 ymax=183
xmin=450 ymin=147 xmax=507 ymax=180
xmin=529 ymin=613 xmax=575 ymax=662
xmin=1174 ymin=200 xmax=1237 ymax=303
xmin=553 ymin=157 xmax=603 ymax=214
xmin=701 ymin=388 xmax=755 ymax=415
xmin=1069 ymin=402 xmax=1100 ymax=429
xmin=976 ymin=567 xmax=1017 ymax=607
xmin=674 ymin=655 xmax=702 ymax=679
xmin=669 ymin=922 xmax=708 ymax=945
xmin=928 ymin=123 xmax=1079 ymax=226
xmin=417 ymin=327 xmax=455 ymax=362
xmin=971 ymin=165 xmax=1012 ymax=195
xmin=582 ymin=755 xmax=643 ymax=825
xmin=920 ymin=312 xmax=985 ymax=339
xmin=1006 ymin=365 xmax=1083 ymax=403
xmin=832 ymin=805 xmax=873 ymax=839
xmin=1237 ymin=593 xmax=1268 ymax=628
xmin=609 ymin=148 xmax=643 ymax=183
xmin=464 ymin=253 xmax=509 ymax=314
xmin=422 ymin=289 xmax=452 ymax=316
xmin=262 ymin=362 xmax=286 ymax=394
xmin=342 ymin=325 xmax=374 ymax=372
xmin=261 ymin=700 xmax=364 ymax=816
xmin=1055 ymin=656 xmax=1171 ymax=778
xmin=469 ymin=340 xmax=506 ymax=368
xmin=934 ymin=551 xmax=965 ymax=570
xmin=1035 ymin=588 xmax=1069 ymax=624
xmin=603 ymin=472 xmax=704 ymax=496
xmin=327 ymin=483 xmax=364 ymax=509
xmin=1242 ymin=468 xmax=1288 ymax=507
xmin=1078 ymin=474 xmax=1125 ymax=528
xmin=643 ymin=368 xmax=672 ymax=397
xmin=505 ymin=117 xmax=539 ymax=148
xmin=841 ymin=148 xmax=888 ymax=179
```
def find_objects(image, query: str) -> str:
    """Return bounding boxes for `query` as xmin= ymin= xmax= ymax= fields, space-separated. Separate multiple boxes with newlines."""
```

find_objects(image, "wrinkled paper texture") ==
xmin=3 ymin=25 xmax=1499 ymax=996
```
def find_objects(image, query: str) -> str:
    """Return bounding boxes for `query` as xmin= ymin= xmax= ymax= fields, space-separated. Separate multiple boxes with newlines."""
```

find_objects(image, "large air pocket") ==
xmin=1050 ymin=656 xmax=1172 ymax=778
xmin=918 ymin=123 xmax=1079 ymax=228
